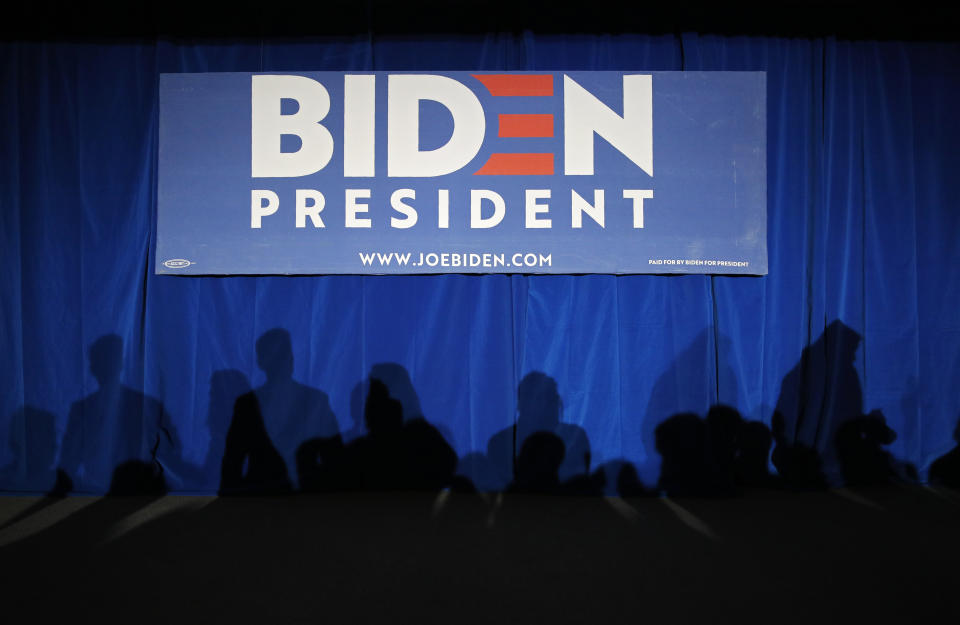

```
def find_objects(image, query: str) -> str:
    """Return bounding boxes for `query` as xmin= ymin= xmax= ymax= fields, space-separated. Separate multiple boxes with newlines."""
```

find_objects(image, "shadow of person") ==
xmin=108 ymin=460 xmax=167 ymax=495
xmin=771 ymin=320 xmax=916 ymax=489
xmin=736 ymin=415 xmax=776 ymax=487
xmin=336 ymin=364 xmax=457 ymax=491
xmin=219 ymin=389 xmax=290 ymax=494
xmin=485 ymin=372 xmax=597 ymax=494
xmin=156 ymin=368 xmax=249 ymax=492
xmin=456 ymin=433 xmax=516 ymax=493
xmin=508 ymin=431 xmax=566 ymax=493
xmin=58 ymin=334 xmax=172 ymax=494
xmin=206 ymin=370 xmax=251 ymax=485
xmin=221 ymin=329 xmax=339 ymax=493
xmin=143 ymin=369 xmax=254 ymax=493
xmin=835 ymin=410 xmax=903 ymax=486
xmin=651 ymin=404 xmax=770 ymax=497
xmin=771 ymin=411 xmax=826 ymax=489
xmin=641 ymin=329 xmax=731 ymax=490
xmin=770 ymin=321 xmax=864 ymax=489
xmin=928 ymin=416 xmax=960 ymax=489
xmin=705 ymin=404 xmax=742 ymax=495
xmin=467 ymin=428 xmax=514 ymax=493
xmin=517 ymin=373 xmax=591 ymax=482
xmin=345 ymin=376 xmax=406 ymax=490
xmin=655 ymin=412 xmax=709 ymax=496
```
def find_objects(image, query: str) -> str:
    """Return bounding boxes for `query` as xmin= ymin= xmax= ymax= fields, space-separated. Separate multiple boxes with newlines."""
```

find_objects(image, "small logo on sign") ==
xmin=163 ymin=259 xmax=193 ymax=269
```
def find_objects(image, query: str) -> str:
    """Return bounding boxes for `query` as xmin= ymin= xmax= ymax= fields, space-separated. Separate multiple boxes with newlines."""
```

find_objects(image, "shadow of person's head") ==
xmin=108 ymin=459 xmax=166 ymax=495
xmin=655 ymin=412 xmax=705 ymax=464
xmin=256 ymin=328 xmax=294 ymax=382
xmin=364 ymin=377 xmax=403 ymax=435
xmin=369 ymin=363 xmax=422 ymax=422
xmin=825 ymin=320 xmax=862 ymax=365
xmin=89 ymin=334 xmax=123 ymax=388
xmin=862 ymin=410 xmax=897 ymax=445
xmin=706 ymin=405 xmax=742 ymax=443
xmin=514 ymin=431 xmax=565 ymax=492
xmin=517 ymin=372 xmax=561 ymax=433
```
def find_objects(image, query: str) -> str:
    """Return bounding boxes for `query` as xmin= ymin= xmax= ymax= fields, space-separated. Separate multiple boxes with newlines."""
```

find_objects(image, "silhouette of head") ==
xmin=89 ymin=334 xmax=123 ymax=387
xmin=826 ymin=320 xmax=862 ymax=365
xmin=861 ymin=411 xmax=897 ymax=445
xmin=706 ymin=405 xmax=742 ymax=436
xmin=706 ymin=404 xmax=742 ymax=459
xmin=364 ymin=378 xmax=403 ymax=434
xmin=256 ymin=328 xmax=294 ymax=381
xmin=655 ymin=412 xmax=705 ymax=459
xmin=369 ymin=363 xmax=422 ymax=422
xmin=517 ymin=372 xmax=561 ymax=432
xmin=654 ymin=412 xmax=708 ymax=495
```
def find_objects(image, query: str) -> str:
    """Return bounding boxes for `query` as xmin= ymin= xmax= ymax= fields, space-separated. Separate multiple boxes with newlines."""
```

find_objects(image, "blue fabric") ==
xmin=1 ymin=35 xmax=958 ymax=494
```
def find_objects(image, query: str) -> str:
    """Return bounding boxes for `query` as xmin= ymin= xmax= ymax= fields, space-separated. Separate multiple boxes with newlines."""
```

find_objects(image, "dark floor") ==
xmin=1 ymin=486 xmax=959 ymax=624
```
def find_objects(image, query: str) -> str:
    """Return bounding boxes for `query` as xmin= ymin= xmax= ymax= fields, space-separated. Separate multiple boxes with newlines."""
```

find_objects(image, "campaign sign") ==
xmin=157 ymin=72 xmax=766 ymax=274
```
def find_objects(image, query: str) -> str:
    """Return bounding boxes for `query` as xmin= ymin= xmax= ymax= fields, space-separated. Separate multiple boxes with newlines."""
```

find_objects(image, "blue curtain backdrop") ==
xmin=1 ymin=34 xmax=958 ymax=494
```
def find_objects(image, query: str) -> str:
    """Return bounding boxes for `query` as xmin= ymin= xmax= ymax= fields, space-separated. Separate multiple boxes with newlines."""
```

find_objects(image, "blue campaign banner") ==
xmin=157 ymin=71 xmax=766 ymax=275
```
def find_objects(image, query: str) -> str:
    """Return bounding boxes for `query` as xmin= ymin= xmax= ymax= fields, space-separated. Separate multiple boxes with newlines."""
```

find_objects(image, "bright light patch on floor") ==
xmin=99 ymin=496 xmax=214 ymax=545
xmin=660 ymin=498 xmax=718 ymax=540
xmin=604 ymin=496 xmax=642 ymax=522
xmin=0 ymin=496 xmax=101 ymax=548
